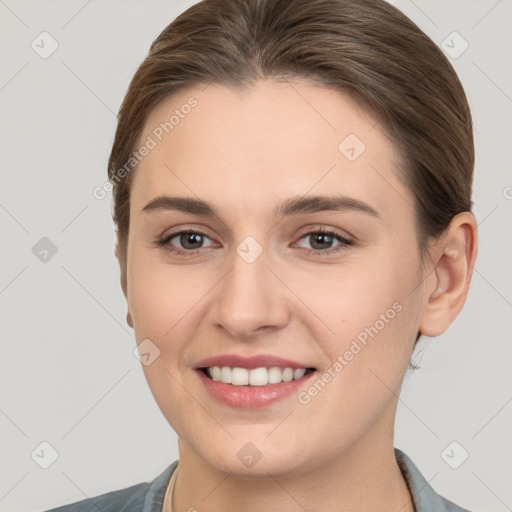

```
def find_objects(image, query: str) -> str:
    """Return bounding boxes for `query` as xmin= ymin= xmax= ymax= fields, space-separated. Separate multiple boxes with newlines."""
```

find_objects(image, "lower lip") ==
xmin=196 ymin=369 xmax=316 ymax=409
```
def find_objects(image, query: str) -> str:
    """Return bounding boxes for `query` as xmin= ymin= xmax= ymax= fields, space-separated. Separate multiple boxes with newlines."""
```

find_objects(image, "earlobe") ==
xmin=419 ymin=212 xmax=478 ymax=337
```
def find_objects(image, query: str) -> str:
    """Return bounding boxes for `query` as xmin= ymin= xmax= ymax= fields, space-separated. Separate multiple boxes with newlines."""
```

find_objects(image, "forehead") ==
xmin=130 ymin=79 xmax=412 ymax=221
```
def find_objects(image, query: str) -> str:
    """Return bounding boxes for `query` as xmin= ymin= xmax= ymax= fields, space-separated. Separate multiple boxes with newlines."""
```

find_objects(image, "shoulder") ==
xmin=42 ymin=482 xmax=149 ymax=512
xmin=394 ymin=448 xmax=476 ymax=512
xmin=42 ymin=461 xmax=178 ymax=512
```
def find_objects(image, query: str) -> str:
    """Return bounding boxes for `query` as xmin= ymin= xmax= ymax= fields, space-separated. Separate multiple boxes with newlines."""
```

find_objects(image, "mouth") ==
xmin=196 ymin=365 xmax=318 ymax=409
xmin=193 ymin=354 xmax=318 ymax=408
xmin=199 ymin=366 xmax=316 ymax=386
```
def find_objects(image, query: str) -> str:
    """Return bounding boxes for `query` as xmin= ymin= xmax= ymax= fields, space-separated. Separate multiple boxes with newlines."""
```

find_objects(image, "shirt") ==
xmin=43 ymin=448 xmax=475 ymax=512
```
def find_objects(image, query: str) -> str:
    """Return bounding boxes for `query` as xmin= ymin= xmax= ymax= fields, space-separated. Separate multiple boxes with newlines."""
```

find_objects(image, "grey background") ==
xmin=1 ymin=0 xmax=511 ymax=511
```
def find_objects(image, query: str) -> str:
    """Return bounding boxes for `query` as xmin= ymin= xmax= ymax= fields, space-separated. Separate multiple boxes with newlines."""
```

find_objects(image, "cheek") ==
xmin=127 ymin=251 xmax=203 ymax=338
xmin=303 ymin=253 xmax=415 ymax=336
xmin=127 ymin=258 xmax=199 ymax=435
xmin=290 ymin=263 xmax=420 ymax=449
xmin=300 ymin=251 xmax=421 ymax=390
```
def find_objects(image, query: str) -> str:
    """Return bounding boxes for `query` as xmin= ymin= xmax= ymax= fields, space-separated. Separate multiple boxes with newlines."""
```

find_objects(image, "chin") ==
xmin=212 ymin=453 xmax=307 ymax=480
xmin=189 ymin=435 xmax=316 ymax=480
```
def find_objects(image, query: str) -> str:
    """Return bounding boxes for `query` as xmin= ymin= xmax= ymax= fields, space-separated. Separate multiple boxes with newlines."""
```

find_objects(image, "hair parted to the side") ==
xmin=108 ymin=0 xmax=473 ymax=290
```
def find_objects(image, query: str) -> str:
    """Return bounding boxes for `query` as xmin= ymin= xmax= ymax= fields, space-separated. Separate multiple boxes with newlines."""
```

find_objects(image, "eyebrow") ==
xmin=141 ymin=194 xmax=380 ymax=219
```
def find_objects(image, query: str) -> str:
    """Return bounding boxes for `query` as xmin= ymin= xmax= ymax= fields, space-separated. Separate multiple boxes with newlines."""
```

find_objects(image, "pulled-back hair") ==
xmin=108 ymin=0 xmax=473 ymax=281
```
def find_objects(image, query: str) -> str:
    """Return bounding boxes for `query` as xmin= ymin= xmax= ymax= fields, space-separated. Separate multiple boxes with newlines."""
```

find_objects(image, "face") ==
xmin=123 ymin=79 xmax=428 ymax=477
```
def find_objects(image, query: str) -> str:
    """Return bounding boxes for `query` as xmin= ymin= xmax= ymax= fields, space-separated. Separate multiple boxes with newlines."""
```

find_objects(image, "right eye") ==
xmin=155 ymin=229 xmax=216 ymax=255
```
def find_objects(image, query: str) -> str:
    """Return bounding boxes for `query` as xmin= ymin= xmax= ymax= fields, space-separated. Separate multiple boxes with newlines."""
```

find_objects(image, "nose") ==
xmin=211 ymin=246 xmax=290 ymax=340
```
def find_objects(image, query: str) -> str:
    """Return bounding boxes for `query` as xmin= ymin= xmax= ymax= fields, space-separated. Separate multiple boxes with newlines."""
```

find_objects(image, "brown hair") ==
xmin=108 ymin=0 xmax=473 ymax=286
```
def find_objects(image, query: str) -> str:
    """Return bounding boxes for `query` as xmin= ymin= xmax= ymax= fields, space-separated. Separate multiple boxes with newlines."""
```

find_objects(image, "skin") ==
xmin=115 ymin=79 xmax=477 ymax=512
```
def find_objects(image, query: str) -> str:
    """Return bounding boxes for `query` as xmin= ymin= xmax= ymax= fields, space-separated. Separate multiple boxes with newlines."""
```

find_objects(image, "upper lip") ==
xmin=195 ymin=354 xmax=315 ymax=370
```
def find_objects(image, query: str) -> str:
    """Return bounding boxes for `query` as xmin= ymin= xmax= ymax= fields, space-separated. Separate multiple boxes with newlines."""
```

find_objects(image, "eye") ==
xmin=155 ymin=229 xmax=215 ymax=255
xmin=154 ymin=227 xmax=353 ymax=257
xmin=295 ymin=228 xmax=353 ymax=255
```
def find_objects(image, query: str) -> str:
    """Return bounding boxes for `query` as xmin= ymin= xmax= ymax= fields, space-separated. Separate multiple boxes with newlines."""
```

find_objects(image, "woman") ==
xmin=46 ymin=0 xmax=479 ymax=510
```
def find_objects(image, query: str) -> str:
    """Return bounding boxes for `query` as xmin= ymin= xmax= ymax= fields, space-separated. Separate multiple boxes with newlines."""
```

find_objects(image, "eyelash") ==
xmin=154 ymin=228 xmax=353 ymax=257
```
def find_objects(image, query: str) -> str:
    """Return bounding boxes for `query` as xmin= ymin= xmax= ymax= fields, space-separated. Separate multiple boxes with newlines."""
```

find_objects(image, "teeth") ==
xmin=268 ymin=367 xmax=282 ymax=384
xmin=282 ymin=367 xmax=294 ymax=382
xmin=220 ymin=366 xmax=232 ymax=383
xmin=206 ymin=366 xmax=311 ymax=386
xmin=293 ymin=368 xmax=306 ymax=379
xmin=211 ymin=366 xmax=221 ymax=381
xmin=231 ymin=367 xmax=249 ymax=385
xmin=248 ymin=367 xmax=267 ymax=386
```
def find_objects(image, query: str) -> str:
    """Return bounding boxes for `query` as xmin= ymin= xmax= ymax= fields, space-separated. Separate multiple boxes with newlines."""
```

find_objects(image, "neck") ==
xmin=171 ymin=408 xmax=414 ymax=512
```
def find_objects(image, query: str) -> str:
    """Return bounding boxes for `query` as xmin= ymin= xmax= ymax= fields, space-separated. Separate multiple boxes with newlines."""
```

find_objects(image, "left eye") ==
xmin=296 ymin=230 xmax=352 ymax=253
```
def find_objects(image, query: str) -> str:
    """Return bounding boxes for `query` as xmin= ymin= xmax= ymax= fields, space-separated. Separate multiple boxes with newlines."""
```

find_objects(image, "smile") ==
xmin=194 ymin=353 xmax=318 ymax=408
xmin=201 ymin=366 xmax=315 ymax=386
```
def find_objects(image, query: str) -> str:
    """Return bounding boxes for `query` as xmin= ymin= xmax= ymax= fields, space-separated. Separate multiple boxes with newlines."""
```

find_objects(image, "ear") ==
xmin=115 ymin=242 xmax=133 ymax=328
xmin=419 ymin=212 xmax=478 ymax=337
